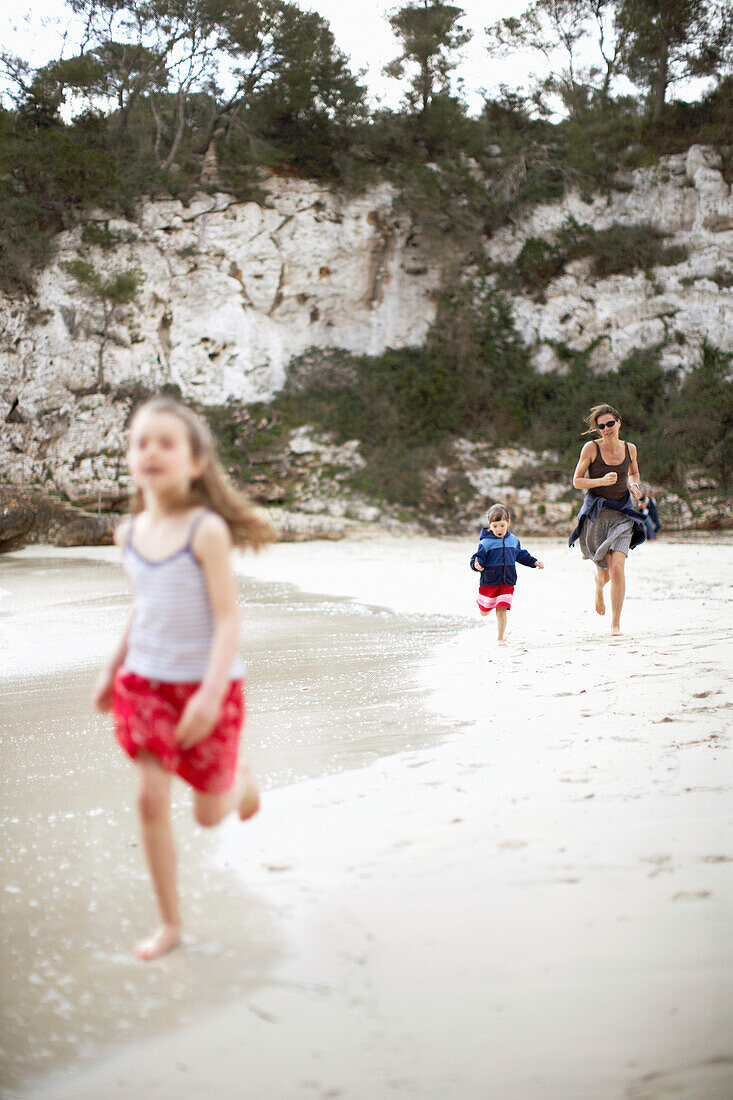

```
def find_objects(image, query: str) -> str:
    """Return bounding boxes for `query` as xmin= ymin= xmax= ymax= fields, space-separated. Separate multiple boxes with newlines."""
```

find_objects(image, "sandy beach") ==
xmin=1 ymin=533 xmax=732 ymax=1099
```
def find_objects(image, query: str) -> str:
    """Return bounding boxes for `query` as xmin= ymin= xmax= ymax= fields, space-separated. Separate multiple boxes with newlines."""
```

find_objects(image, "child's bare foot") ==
xmin=611 ymin=625 xmax=622 ymax=636
xmin=132 ymin=923 xmax=181 ymax=961
xmin=498 ymin=638 xmax=507 ymax=646
xmin=594 ymin=578 xmax=606 ymax=616
xmin=238 ymin=772 xmax=260 ymax=821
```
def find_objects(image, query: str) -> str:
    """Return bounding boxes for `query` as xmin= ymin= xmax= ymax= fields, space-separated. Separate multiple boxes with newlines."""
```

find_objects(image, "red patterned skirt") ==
xmin=477 ymin=585 xmax=514 ymax=613
xmin=112 ymin=668 xmax=245 ymax=794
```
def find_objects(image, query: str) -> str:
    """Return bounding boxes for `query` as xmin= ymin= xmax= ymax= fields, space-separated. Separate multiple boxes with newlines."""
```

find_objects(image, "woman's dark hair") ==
xmin=582 ymin=403 xmax=621 ymax=435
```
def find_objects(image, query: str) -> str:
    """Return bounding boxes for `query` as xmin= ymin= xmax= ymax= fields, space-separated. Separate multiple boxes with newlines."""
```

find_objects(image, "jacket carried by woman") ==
xmin=470 ymin=529 xmax=538 ymax=587
xmin=568 ymin=490 xmax=646 ymax=550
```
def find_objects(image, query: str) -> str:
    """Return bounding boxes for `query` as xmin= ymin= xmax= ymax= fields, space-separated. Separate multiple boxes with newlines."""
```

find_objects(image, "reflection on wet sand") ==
xmin=1 ymin=553 xmax=460 ymax=1096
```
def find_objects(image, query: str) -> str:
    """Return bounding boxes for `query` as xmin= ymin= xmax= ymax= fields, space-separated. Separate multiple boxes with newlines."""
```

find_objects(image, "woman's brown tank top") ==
xmin=588 ymin=441 xmax=631 ymax=501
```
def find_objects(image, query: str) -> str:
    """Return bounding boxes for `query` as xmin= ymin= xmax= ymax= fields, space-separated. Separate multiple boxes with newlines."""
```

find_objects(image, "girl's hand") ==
xmin=92 ymin=668 xmax=115 ymax=711
xmin=599 ymin=472 xmax=617 ymax=486
xmin=175 ymin=689 xmax=220 ymax=750
xmin=535 ymin=561 xmax=545 ymax=569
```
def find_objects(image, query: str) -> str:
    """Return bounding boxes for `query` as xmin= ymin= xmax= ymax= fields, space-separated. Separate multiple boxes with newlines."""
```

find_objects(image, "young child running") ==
xmin=470 ymin=504 xmax=544 ymax=645
xmin=93 ymin=397 xmax=276 ymax=961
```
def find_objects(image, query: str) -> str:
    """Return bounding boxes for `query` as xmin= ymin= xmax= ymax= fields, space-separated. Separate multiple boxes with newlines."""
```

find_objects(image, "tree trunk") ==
xmin=150 ymin=98 xmax=164 ymax=163
xmin=652 ymin=43 xmax=669 ymax=122
xmin=162 ymin=87 xmax=187 ymax=170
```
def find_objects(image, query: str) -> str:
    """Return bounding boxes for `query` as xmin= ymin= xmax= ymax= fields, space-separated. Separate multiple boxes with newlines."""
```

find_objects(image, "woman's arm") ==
xmin=176 ymin=514 xmax=240 ymax=749
xmin=627 ymin=443 xmax=643 ymax=499
xmin=572 ymin=441 xmax=619 ymax=492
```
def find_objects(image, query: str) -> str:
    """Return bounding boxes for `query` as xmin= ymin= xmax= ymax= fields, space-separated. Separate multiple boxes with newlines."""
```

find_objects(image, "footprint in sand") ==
xmin=625 ymin=1055 xmax=733 ymax=1099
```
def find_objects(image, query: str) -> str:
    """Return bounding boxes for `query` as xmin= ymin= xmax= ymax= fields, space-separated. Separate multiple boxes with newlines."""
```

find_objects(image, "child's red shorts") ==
xmin=477 ymin=585 xmax=514 ymax=613
xmin=112 ymin=668 xmax=245 ymax=794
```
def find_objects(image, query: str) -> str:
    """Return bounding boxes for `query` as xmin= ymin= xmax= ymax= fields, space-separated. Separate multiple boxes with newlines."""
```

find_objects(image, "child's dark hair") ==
xmin=129 ymin=397 xmax=277 ymax=550
xmin=582 ymin=403 xmax=621 ymax=435
xmin=486 ymin=504 xmax=510 ymax=524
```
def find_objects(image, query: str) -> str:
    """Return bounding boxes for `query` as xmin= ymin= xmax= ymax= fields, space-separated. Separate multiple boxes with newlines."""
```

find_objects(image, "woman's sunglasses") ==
xmin=597 ymin=419 xmax=617 ymax=430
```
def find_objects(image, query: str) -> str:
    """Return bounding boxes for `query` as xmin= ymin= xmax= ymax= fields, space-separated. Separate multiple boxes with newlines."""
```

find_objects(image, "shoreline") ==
xmin=3 ymin=536 xmax=732 ymax=1099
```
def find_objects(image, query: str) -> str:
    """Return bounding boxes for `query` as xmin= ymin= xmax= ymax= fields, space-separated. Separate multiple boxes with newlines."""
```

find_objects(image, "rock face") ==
xmin=0 ymin=148 xmax=731 ymax=532
xmin=486 ymin=145 xmax=733 ymax=374
xmin=1 ymin=177 xmax=444 ymax=504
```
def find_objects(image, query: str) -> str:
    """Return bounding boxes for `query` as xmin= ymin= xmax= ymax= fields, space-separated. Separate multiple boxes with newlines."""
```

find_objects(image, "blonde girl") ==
xmin=570 ymin=403 xmax=645 ymax=636
xmin=93 ymin=397 xmax=276 ymax=960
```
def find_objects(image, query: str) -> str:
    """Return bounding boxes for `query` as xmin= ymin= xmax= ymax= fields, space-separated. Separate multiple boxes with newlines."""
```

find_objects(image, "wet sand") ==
xmin=2 ymin=535 xmax=732 ymax=1099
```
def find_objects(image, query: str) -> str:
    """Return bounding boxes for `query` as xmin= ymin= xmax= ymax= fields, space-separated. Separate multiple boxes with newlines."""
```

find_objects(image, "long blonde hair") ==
xmin=129 ymin=397 xmax=277 ymax=550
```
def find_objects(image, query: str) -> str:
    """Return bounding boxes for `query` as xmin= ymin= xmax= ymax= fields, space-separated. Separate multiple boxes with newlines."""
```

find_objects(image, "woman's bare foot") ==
xmin=238 ymin=772 xmax=260 ymax=821
xmin=594 ymin=577 xmax=606 ymax=616
xmin=132 ymin=923 xmax=181 ymax=961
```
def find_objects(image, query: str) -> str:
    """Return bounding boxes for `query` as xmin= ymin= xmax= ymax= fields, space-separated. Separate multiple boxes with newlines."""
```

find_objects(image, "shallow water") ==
xmin=0 ymin=552 xmax=461 ymax=1095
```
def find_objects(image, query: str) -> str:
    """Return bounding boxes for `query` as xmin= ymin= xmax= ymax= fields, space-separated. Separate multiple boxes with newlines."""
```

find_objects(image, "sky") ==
xmin=0 ymin=0 xmax=567 ymax=113
xmin=0 ymin=0 xmax=711 ymax=114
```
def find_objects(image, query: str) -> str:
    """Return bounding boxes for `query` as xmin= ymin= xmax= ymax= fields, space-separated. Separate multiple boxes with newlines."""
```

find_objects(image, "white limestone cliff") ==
xmin=486 ymin=145 xmax=733 ymax=374
xmin=0 ymin=146 xmax=731 ymax=510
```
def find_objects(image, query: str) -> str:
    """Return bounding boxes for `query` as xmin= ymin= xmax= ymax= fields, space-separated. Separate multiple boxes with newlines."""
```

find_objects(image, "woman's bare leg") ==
xmin=595 ymin=565 xmax=609 ymax=615
xmin=134 ymin=754 xmax=181 ymax=961
xmin=608 ymin=550 xmax=626 ymax=635
xmin=496 ymin=607 xmax=508 ymax=645
xmin=192 ymin=768 xmax=260 ymax=829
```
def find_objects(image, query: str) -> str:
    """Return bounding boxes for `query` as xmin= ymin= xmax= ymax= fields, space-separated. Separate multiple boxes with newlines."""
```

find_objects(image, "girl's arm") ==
xmin=175 ymin=514 xmax=240 ymax=749
xmin=572 ymin=441 xmax=618 ymax=492
xmin=92 ymin=520 xmax=133 ymax=711
xmin=627 ymin=443 xmax=643 ymax=499
xmin=92 ymin=608 xmax=134 ymax=710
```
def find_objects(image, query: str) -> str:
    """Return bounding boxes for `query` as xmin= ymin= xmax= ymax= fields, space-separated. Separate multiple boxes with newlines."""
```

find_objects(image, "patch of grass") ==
xmin=81 ymin=222 xmax=128 ymax=250
xmin=508 ymin=463 xmax=568 ymax=489
xmin=495 ymin=219 xmax=688 ymax=296
xmin=712 ymin=267 xmax=733 ymax=289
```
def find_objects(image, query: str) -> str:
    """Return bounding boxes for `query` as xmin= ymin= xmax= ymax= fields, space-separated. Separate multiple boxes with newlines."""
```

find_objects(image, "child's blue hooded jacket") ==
xmin=470 ymin=529 xmax=538 ymax=586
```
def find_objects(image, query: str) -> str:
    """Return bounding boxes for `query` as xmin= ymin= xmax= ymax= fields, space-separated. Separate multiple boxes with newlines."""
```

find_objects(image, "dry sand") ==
xmin=1 ymin=534 xmax=732 ymax=1099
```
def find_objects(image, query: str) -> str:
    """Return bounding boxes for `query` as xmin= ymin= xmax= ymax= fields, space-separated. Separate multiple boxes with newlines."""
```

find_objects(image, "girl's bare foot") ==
xmin=594 ymin=578 xmax=606 ymax=615
xmin=238 ymin=772 xmax=260 ymax=821
xmin=498 ymin=638 xmax=507 ymax=647
xmin=611 ymin=625 xmax=622 ymax=636
xmin=132 ymin=923 xmax=181 ymax=961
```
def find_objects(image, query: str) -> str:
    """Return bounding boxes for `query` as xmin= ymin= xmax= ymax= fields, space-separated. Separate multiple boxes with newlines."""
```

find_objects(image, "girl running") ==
xmin=93 ymin=397 xmax=276 ymax=960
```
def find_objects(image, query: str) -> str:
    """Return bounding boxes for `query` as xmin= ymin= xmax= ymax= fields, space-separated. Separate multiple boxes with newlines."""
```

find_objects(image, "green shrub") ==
xmin=495 ymin=219 xmax=687 ymax=295
xmin=587 ymin=225 xmax=687 ymax=278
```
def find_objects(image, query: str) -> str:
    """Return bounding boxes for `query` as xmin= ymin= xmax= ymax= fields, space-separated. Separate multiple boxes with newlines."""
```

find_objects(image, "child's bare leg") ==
xmin=496 ymin=607 xmax=508 ymax=645
xmin=594 ymin=565 xmax=609 ymax=615
xmin=608 ymin=550 xmax=626 ymax=635
xmin=134 ymin=754 xmax=181 ymax=961
xmin=479 ymin=608 xmax=490 ymax=617
xmin=192 ymin=767 xmax=260 ymax=829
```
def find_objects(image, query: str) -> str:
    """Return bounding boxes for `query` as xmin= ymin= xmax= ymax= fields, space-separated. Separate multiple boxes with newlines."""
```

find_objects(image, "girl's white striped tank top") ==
xmin=123 ymin=510 xmax=244 ymax=683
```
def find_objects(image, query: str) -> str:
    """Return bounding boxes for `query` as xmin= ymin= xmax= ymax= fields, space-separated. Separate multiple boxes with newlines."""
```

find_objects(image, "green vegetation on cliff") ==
xmin=199 ymin=278 xmax=732 ymax=519
xmin=1 ymin=0 xmax=731 ymax=293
